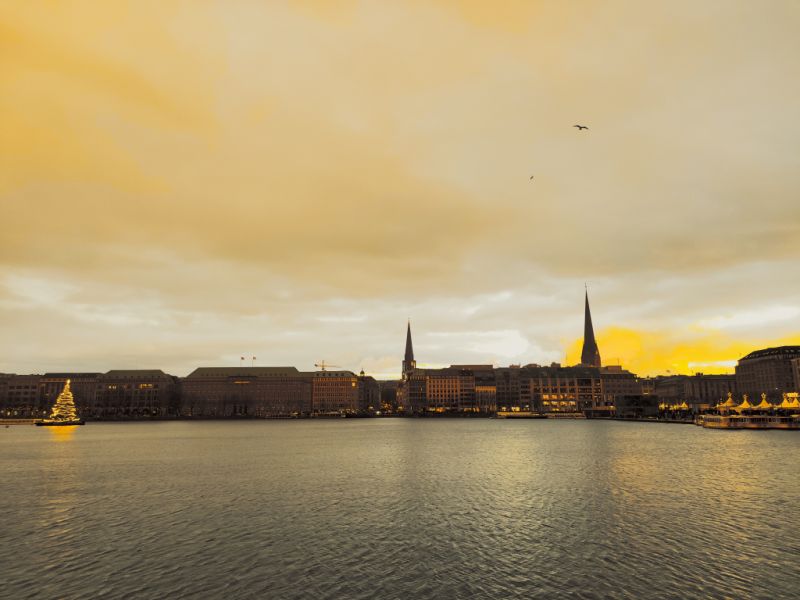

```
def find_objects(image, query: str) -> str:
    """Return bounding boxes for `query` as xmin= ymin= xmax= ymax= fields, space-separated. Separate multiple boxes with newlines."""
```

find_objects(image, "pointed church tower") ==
xmin=402 ymin=321 xmax=416 ymax=374
xmin=581 ymin=290 xmax=602 ymax=367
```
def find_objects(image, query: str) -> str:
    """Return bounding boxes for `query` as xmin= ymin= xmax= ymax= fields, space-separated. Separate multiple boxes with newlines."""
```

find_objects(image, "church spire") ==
xmin=581 ymin=289 xmax=602 ymax=367
xmin=403 ymin=321 xmax=416 ymax=373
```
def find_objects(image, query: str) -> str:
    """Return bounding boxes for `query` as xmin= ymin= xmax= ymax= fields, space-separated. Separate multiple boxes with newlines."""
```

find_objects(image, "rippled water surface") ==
xmin=2 ymin=420 xmax=799 ymax=599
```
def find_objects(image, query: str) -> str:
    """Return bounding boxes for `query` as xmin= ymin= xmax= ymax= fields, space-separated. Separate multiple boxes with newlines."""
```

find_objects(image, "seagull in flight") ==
xmin=573 ymin=124 xmax=589 ymax=131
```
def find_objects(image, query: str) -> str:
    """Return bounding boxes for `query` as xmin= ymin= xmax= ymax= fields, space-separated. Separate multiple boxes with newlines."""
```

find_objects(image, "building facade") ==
xmin=312 ymin=370 xmax=359 ymax=415
xmin=181 ymin=367 xmax=313 ymax=417
xmin=0 ymin=374 xmax=42 ymax=417
xmin=736 ymin=346 xmax=800 ymax=402
xmin=653 ymin=373 xmax=737 ymax=410
xmin=40 ymin=373 xmax=101 ymax=417
xmin=93 ymin=370 xmax=179 ymax=418
xmin=357 ymin=371 xmax=380 ymax=414
xmin=596 ymin=366 xmax=641 ymax=415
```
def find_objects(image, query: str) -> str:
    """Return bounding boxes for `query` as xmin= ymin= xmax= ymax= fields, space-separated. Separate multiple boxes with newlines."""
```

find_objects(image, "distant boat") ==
xmin=36 ymin=379 xmax=85 ymax=427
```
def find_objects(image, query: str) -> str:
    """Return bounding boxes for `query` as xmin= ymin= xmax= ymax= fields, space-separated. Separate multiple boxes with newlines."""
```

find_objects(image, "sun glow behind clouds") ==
xmin=566 ymin=327 xmax=800 ymax=377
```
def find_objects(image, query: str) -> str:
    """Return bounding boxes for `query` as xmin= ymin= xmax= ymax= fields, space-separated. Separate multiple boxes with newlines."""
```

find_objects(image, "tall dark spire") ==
xmin=402 ymin=321 xmax=416 ymax=373
xmin=581 ymin=290 xmax=602 ymax=367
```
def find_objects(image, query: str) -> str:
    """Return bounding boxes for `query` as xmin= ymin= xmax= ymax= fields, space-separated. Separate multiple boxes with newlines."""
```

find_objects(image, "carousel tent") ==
xmin=754 ymin=398 xmax=774 ymax=411
xmin=734 ymin=398 xmax=754 ymax=412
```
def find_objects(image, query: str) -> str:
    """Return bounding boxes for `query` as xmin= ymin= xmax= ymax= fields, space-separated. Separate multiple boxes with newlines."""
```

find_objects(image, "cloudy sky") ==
xmin=2 ymin=1 xmax=799 ymax=378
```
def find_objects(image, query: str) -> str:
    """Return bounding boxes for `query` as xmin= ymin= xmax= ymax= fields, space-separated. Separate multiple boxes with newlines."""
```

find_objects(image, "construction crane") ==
xmin=314 ymin=360 xmax=342 ymax=372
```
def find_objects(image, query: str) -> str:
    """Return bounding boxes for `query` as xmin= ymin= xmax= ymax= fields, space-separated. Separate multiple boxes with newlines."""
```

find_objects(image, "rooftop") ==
xmin=186 ymin=367 xmax=302 ymax=378
xmin=739 ymin=346 xmax=800 ymax=362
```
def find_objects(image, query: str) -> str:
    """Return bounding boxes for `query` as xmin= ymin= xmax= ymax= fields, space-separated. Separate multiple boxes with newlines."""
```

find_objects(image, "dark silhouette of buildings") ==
xmin=395 ymin=305 xmax=638 ymax=416
xmin=6 ymin=299 xmax=798 ymax=420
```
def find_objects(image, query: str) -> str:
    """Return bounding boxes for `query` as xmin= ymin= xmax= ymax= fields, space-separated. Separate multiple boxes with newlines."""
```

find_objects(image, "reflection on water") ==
xmin=1 ymin=420 xmax=799 ymax=599
xmin=46 ymin=425 xmax=78 ymax=441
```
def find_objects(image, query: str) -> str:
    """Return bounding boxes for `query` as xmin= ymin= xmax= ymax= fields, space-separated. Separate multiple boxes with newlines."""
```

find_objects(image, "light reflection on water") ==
xmin=1 ymin=420 xmax=799 ymax=599
xmin=45 ymin=425 xmax=79 ymax=441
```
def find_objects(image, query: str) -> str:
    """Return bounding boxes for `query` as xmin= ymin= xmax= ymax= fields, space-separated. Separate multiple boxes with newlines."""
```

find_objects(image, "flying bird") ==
xmin=573 ymin=124 xmax=589 ymax=131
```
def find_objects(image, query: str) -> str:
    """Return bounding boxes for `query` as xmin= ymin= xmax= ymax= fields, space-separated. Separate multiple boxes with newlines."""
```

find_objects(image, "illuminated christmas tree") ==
xmin=45 ymin=379 xmax=80 ymax=423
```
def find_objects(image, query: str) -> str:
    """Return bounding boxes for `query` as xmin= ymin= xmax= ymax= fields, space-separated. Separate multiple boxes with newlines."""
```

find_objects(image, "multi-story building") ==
xmin=653 ymin=373 xmax=737 ymax=410
xmin=357 ymin=371 xmax=380 ymax=414
xmin=415 ymin=365 xmax=495 ymax=414
xmin=639 ymin=377 xmax=657 ymax=396
xmin=40 ymin=373 xmax=101 ymax=417
xmin=792 ymin=358 xmax=800 ymax=394
xmin=398 ymin=325 xmax=500 ymax=415
xmin=398 ymin=311 xmax=619 ymax=416
xmin=181 ymin=367 xmax=366 ymax=417
xmin=526 ymin=364 xmax=602 ymax=414
xmin=312 ymin=370 xmax=359 ymax=415
xmin=0 ymin=374 xmax=42 ymax=417
xmin=378 ymin=380 xmax=399 ymax=413
xmin=182 ymin=367 xmax=312 ymax=417
xmin=735 ymin=346 xmax=800 ymax=402
xmin=0 ymin=374 xmax=8 ymax=414
xmin=93 ymin=370 xmax=179 ymax=418
xmin=596 ymin=366 xmax=641 ymax=415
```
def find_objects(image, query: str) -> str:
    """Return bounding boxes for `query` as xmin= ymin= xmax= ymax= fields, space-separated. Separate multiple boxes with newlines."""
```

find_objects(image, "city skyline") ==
xmin=3 ymin=2 xmax=800 ymax=378
xmin=0 ymin=301 xmax=794 ymax=380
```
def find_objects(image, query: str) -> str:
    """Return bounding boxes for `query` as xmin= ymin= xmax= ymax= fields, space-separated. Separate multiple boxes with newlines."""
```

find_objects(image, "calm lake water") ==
xmin=2 ymin=420 xmax=799 ymax=599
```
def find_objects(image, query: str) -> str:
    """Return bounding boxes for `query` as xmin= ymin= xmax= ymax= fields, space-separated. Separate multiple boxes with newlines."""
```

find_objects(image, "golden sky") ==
xmin=2 ymin=1 xmax=799 ymax=377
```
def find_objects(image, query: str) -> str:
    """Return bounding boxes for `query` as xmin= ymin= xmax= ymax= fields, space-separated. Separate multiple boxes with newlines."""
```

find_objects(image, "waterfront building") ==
xmin=639 ymin=377 xmax=657 ymax=396
xmin=580 ymin=290 xmax=601 ymax=368
xmin=596 ymin=366 xmax=640 ymax=415
xmin=312 ymin=370 xmax=359 ymax=415
xmin=94 ymin=370 xmax=180 ymax=418
xmin=735 ymin=346 xmax=800 ymax=402
xmin=182 ymin=367 xmax=312 ymax=417
xmin=414 ymin=364 xmax=495 ymax=414
xmin=378 ymin=380 xmax=399 ymax=413
xmin=0 ymin=374 xmax=11 ymax=416
xmin=653 ymin=373 xmax=737 ymax=411
xmin=793 ymin=358 xmax=800 ymax=393
xmin=40 ymin=372 xmax=101 ymax=417
xmin=357 ymin=371 xmax=380 ymax=414
xmin=0 ymin=374 xmax=42 ymax=417
xmin=397 ymin=307 xmax=617 ymax=415
xmin=524 ymin=364 xmax=601 ymax=414
xmin=615 ymin=394 xmax=660 ymax=419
